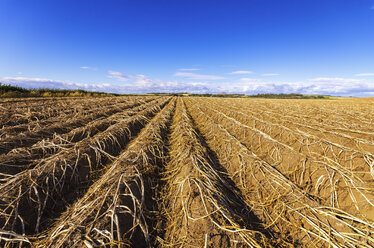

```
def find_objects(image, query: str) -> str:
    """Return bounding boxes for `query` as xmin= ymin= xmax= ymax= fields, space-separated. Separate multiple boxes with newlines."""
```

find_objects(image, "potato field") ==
xmin=0 ymin=96 xmax=374 ymax=247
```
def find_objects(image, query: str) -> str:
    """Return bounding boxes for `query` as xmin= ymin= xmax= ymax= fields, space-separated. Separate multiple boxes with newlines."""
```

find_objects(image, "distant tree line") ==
xmin=0 ymin=83 xmax=330 ymax=99
xmin=0 ymin=83 xmax=29 ymax=94
xmin=148 ymin=92 xmax=246 ymax=98
xmin=0 ymin=83 xmax=118 ymax=98
xmin=148 ymin=92 xmax=329 ymax=99
xmin=247 ymin=93 xmax=329 ymax=99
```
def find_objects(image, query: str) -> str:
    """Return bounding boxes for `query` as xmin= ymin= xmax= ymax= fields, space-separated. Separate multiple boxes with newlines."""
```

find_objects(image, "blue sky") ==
xmin=1 ymin=0 xmax=374 ymax=96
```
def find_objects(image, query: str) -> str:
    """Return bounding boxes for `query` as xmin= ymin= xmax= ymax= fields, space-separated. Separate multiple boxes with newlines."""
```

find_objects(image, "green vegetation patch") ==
xmin=0 ymin=83 xmax=117 ymax=98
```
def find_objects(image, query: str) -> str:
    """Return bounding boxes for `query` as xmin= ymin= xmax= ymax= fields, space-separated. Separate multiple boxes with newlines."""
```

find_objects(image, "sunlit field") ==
xmin=1 ymin=96 xmax=374 ymax=247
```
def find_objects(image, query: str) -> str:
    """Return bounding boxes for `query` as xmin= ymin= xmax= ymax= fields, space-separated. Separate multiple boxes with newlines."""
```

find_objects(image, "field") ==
xmin=0 ymin=96 xmax=374 ymax=247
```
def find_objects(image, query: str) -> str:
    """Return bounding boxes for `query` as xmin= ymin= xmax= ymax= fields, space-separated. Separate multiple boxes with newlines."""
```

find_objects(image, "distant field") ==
xmin=0 ymin=96 xmax=373 ymax=247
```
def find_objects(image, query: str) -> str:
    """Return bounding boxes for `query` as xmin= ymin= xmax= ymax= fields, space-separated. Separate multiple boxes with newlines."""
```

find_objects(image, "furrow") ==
xmin=0 ymin=97 xmax=121 ymax=128
xmin=160 ymin=98 xmax=273 ymax=248
xmin=0 ymin=97 xmax=166 ymax=177
xmin=0 ymin=97 xmax=158 ymax=154
xmin=30 ymin=98 xmax=176 ymax=248
xmin=185 ymin=98 xmax=374 ymax=247
xmin=189 ymin=98 xmax=374 ymax=219
xmin=0 ymin=97 xmax=171 ymax=240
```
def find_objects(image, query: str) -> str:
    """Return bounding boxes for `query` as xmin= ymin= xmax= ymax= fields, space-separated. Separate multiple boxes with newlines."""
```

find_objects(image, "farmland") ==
xmin=0 ymin=96 xmax=374 ymax=247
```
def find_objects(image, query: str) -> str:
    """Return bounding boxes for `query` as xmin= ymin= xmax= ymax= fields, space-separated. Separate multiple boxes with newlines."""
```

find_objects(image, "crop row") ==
xmin=0 ymin=97 xmax=159 ymax=154
xmin=190 ymin=98 xmax=374 ymax=217
xmin=185 ymin=98 xmax=374 ymax=247
xmin=35 ymin=98 xmax=176 ymax=247
xmin=0 ymin=96 xmax=156 ymax=129
xmin=0 ymin=97 xmax=167 ymax=179
xmin=0 ymin=97 xmax=171 ymax=246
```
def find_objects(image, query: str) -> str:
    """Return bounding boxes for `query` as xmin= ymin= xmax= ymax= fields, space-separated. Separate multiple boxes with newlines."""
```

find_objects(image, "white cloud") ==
xmin=80 ymin=66 xmax=97 ymax=71
xmin=107 ymin=70 xmax=131 ymax=81
xmin=107 ymin=70 xmax=148 ymax=82
xmin=262 ymin=73 xmax=280 ymax=76
xmin=0 ymin=76 xmax=211 ymax=94
xmin=178 ymin=68 xmax=200 ymax=71
xmin=174 ymin=72 xmax=225 ymax=80
xmin=229 ymin=70 xmax=254 ymax=75
xmin=1 ymin=77 xmax=114 ymax=92
xmin=355 ymin=73 xmax=374 ymax=77
xmin=215 ymin=77 xmax=374 ymax=96
xmin=301 ymin=77 xmax=374 ymax=95
xmin=309 ymin=77 xmax=362 ymax=84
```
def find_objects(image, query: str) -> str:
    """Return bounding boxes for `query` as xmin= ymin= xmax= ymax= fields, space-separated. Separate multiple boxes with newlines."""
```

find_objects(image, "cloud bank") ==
xmin=2 ymin=75 xmax=374 ymax=97
xmin=1 ymin=77 xmax=115 ymax=92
